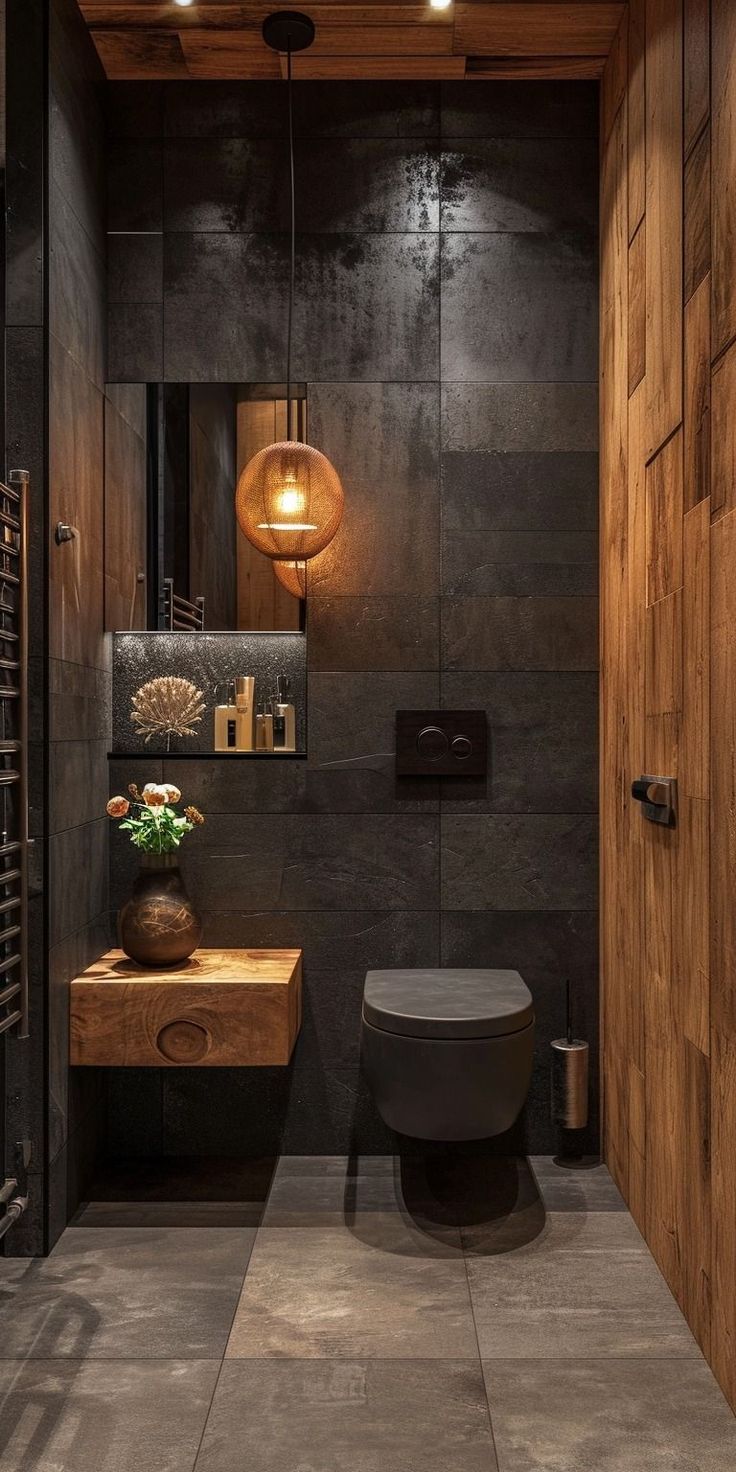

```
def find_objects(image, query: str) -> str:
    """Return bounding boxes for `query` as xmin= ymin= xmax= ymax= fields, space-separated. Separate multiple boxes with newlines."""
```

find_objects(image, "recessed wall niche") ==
xmin=111 ymin=631 xmax=307 ymax=756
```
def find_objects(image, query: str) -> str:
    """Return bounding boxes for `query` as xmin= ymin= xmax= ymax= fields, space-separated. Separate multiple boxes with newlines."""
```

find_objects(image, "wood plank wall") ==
xmin=600 ymin=0 xmax=736 ymax=1409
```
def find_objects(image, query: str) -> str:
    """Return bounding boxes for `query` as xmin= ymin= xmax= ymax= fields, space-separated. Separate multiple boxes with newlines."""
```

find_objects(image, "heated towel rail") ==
xmin=0 ymin=470 xmax=29 ymax=1041
xmin=163 ymin=577 xmax=205 ymax=632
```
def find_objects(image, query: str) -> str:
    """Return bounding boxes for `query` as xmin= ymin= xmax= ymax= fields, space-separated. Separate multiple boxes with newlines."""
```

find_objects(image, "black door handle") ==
xmin=631 ymin=775 xmax=676 ymax=827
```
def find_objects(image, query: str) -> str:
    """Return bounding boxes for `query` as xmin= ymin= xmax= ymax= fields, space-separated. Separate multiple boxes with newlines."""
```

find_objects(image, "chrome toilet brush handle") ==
xmin=551 ymin=978 xmax=589 ymax=1131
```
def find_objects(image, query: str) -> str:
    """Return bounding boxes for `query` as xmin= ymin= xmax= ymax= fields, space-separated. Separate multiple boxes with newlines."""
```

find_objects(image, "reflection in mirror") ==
xmin=103 ymin=382 xmax=307 ymax=633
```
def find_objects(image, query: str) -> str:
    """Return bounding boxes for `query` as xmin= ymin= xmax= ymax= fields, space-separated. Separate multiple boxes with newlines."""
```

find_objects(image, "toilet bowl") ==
xmin=361 ymin=968 xmax=535 ymax=1141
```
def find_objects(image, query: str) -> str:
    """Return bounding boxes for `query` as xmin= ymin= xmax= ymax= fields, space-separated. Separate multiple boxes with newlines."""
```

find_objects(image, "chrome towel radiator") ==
xmin=162 ymin=577 xmax=205 ymax=631
xmin=0 ymin=470 xmax=29 ymax=1040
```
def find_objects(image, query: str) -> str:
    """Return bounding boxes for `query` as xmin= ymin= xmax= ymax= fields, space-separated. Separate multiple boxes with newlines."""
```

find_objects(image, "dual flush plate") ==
xmin=395 ymin=710 xmax=487 ymax=777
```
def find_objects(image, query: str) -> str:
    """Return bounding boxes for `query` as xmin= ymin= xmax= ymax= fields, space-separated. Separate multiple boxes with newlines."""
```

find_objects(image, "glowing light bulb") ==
xmin=174 ymin=0 xmax=195 ymax=8
xmin=429 ymin=0 xmax=452 ymax=9
xmin=278 ymin=484 xmax=305 ymax=517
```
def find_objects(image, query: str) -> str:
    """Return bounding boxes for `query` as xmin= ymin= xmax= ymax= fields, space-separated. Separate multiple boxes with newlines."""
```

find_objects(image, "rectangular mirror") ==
xmin=104 ymin=382 xmax=306 ymax=633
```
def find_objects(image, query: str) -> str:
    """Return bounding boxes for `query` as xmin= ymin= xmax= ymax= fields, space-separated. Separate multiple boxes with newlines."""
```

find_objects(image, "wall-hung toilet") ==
xmin=361 ymin=968 xmax=535 ymax=1141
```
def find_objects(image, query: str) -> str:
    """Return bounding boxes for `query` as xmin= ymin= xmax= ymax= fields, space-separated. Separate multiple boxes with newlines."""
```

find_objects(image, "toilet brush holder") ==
xmin=551 ymin=978 xmax=589 ymax=1130
xmin=551 ymin=1037 xmax=589 ymax=1129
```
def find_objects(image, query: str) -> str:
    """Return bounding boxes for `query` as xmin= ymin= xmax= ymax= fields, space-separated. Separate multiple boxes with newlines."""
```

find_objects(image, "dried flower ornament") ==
xmin=106 ymin=796 xmax=130 ymax=818
xmin=130 ymin=676 xmax=205 ymax=751
xmin=106 ymin=780 xmax=206 ymax=853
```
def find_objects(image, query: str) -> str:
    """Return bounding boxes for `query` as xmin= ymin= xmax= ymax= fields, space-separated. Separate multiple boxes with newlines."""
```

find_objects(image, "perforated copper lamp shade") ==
xmin=273 ymin=559 xmax=307 ymax=599
xmin=235 ymin=440 xmax=344 ymax=561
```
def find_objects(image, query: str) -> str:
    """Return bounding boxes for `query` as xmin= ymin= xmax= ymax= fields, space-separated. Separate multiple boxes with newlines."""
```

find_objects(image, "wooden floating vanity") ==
xmin=70 ymin=949 xmax=302 ymax=1068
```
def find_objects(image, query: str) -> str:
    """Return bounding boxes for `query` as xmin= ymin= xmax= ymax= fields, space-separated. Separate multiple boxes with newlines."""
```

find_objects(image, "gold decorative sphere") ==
xmin=235 ymin=440 xmax=343 ymax=561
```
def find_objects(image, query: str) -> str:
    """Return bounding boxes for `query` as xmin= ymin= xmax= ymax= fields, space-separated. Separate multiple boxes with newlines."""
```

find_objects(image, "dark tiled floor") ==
xmin=1 ymin=1155 xmax=734 ymax=1471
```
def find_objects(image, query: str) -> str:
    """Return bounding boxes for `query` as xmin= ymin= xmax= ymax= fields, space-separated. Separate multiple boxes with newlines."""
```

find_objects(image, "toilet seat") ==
xmin=363 ymin=968 xmax=534 ymax=1041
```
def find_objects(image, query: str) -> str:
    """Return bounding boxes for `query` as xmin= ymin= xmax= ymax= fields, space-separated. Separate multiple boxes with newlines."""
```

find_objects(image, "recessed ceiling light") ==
xmin=429 ymin=0 xmax=453 ymax=9
xmin=174 ymin=0 xmax=195 ymax=8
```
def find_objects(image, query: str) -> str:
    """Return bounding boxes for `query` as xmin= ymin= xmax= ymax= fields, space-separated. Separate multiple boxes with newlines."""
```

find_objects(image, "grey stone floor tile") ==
xmin=465 ymin=1213 xmax=700 ymax=1358
xmin=74 ymin=1202 xmax=257 ymax=1228
xmin=0 ymin=1227 xmax=254 ymax=1360
xmin=263 ymin=1154 xmax=544 ymax=1244
xmin=226 ymin=1220 xmax=477 ymax=1359
xmin=528 ymin=1156 xmax=626 ymax=1212
xmin=483 ymin=1359 xmax=736 ymax=1471
xmin=0 ymin=1358 xmax=219 ymax=1472
xmin=195 ymin=1359 xmax=498 ymax=1472
xmin=262 ymin=1155 xmax=405 ymax=1224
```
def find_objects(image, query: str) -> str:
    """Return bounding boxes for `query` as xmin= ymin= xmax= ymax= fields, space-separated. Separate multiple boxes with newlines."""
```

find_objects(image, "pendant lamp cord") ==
xmin=286 ymin=40 xmax=295 ymax=442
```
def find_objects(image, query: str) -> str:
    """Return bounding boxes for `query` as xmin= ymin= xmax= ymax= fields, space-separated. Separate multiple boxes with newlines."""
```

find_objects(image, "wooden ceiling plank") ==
xmin=273 ymin=24 xmax=455 ymax=55
xmin=91 ymin=28 xmax=189 ymax=78
xmin=466 ymin=53 xmax=606 ymax=78
xmin=286 ymin=54 xmax=466 ymax=79
xmin=454 ymin=2 xmax=625 ymax=57
xmin=178 ymin=31 xmax=282 ymax=76
xmin=80 ymin=0 xmax=453 ymax=22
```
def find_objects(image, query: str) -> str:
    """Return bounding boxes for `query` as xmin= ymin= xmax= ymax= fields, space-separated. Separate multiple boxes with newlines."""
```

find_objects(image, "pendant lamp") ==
xmin=236 ymin=12 xmax=344 ymax=563
xmin=273 ymin=558 xmax=308 ymax=599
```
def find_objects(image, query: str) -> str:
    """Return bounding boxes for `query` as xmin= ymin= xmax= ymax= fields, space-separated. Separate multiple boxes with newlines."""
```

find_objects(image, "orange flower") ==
xmin=106 ymin=796 xmax=130 ymax=818
xmin=184 ymin=805 xmax=205 ymax=825
xmin=161 ymin=784 xmax=181 ymax=805
xmin=142 ymin=783 xmax=166 ymax=807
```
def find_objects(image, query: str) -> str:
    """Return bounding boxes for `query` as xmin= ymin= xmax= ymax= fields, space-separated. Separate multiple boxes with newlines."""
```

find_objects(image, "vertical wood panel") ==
xmin=628 ymin=220 xmax=646 ymax=393
xmin=602 ymin=0 xmax=736 ymax=1412
xmin=681 ymin=497 xmax=710 ymax=798
xmin=712 ymin=1025 xmax=736 ymax=1404
xmin=680 ymin=1033 xmax=711 ymax=1352
xmin=646 ymin=428 xmax=683 ymax=604
xmin=711 ymin=0 xmax=736 ymax=356
xmin=710 ymin=341 xmax=736 ymax=519
xmin=644 ymin=0 xmax=683 ymax=458
xmin=627 ymin=0 xmax=646 ymax=237
xmin=684 ymin=0 xmax=710 ymax=155
xmin=684 ymin=274 xmax=711 ymax=512
xmin=645 ymin=586 xmax=682 ymax=772
xmin=684 ymin=123 xmax=711 ymax=302
xmin=710 ymin=507 xmax=736 ymax=1041
xmin=600 ymin=60 xmax=630 ymax=1198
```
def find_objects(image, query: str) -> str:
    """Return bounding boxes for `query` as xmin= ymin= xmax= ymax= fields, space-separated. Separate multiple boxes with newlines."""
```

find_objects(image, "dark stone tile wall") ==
xmin=2 ymin=0 xmax=48 ymax=1255
xmin=106 ymin=78 xmax=598 ymax=1158
xmin=46 ymin=0 xmax=111 ymax=1246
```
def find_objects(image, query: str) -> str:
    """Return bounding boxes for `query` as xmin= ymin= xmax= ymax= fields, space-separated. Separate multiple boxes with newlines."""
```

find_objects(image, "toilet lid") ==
xmin=363 ymin=968 xmax=534 ymax=1040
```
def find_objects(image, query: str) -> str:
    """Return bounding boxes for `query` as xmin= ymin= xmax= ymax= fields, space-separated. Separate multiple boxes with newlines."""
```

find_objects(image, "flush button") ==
xmin=416 ymin=725 xmax=449 ymax=762
xmin=452 ymin=735 xmax=473 ymax=761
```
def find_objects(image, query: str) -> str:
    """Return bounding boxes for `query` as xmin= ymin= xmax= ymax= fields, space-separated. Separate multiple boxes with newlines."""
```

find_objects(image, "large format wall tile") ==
xmin=108 ymin=234 xmax=163 ymax=305
xmin=108 ymin=139 xmax=163 ymax=232
xmin=308 ymin=597 xmax=440 ymax=672
xmin=440 ymin=671 xmax=598 ymax=813
xmin=442 ymin=596 xmax=599 ymax=672
xmin=124 ymin=813 xmax=440 ymax=913
xmin=442 ymin=382 xmax=599 ymax=453
xmin=49 ymin=184 xmax=106 ymax=389
xmin=441 ymin=449 xmax=598 ymax=598
xmin=441 ymin=137 xmax=597 ymax=235
xmin=164 ymin=233 xmax=439 ymax=383
xmin=441 ymin=233 xmax=597 ymax=382
xmin=162 ymin=80 xmax=440 ymax=141
xmin=49 ymin=819 xmax=108 ymax=949
xmin=441 ymin=814 xmax=598 ymax=910
xmin=307 ymin=383 xmax=440 ymax=597
xmin=440 ymin=80 xmax=598 ymax=140
xmin=165 ymin=138 xmax=438 ymax=235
